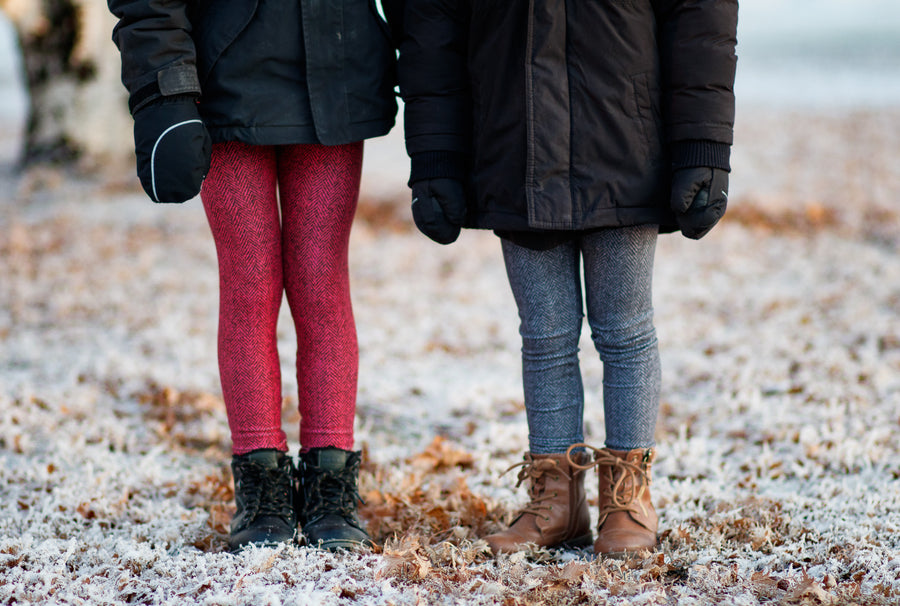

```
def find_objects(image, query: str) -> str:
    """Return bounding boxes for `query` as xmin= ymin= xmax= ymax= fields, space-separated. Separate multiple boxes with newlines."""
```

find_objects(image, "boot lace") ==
xmin=233 ymin=459 xmax=295 ymax=527
xmin=300 ymin=457 xmax=363 ymax=525
xmin=501 ymin=455 xmax=571 ymax=521
xmin=566 ymin=443 xmax=652 ymax=519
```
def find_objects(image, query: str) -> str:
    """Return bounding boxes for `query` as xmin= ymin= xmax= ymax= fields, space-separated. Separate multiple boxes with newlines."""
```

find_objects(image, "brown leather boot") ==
xmin=484 ymin=451 xmax=593 ymax=554
xmin=571 ymin=445 xmax=658 ymax=558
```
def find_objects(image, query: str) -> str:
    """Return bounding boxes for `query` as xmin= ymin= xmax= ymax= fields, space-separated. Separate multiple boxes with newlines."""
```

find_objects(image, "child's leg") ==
xmin=488 ymin=239 xmax=592 ymax=554
xmin=500 ymin=238 xmax=586 ymax=454
xmin=201 ymin=141 xmax=288 ymax=455
xmin=581 ymin=225 xmax=660 ymax=451
xmin=276 ymin=142 xmax=364 ymax=452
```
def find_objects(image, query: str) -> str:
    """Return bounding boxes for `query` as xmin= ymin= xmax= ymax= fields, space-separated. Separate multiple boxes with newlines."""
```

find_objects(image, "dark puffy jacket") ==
xmin=108 ymin=0 xmax=402 ymax=146
xmin=399 ymin=0 xmax=738 ymax=232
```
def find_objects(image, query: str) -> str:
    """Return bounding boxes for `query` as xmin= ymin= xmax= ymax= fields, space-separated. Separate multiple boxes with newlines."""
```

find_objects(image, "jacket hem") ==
xmin=470 ymin=206 xmax=669 ymax=231
xmin=316 ymin=118 xmax=396 ymax=146
xmin=208 ymin=125 xmax=321 ymax=146
xmin=208 ymin=117 xmax=395 ymax=147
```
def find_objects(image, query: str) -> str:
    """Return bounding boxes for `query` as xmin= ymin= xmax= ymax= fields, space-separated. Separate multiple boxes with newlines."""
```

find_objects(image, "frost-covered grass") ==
xmin=0 ymin=110 xmax=899 ymax=605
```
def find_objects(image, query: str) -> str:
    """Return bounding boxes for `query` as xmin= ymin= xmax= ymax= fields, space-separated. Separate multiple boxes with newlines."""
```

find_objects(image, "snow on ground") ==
xmin=0 ymin=108 xmax=899 ymax=605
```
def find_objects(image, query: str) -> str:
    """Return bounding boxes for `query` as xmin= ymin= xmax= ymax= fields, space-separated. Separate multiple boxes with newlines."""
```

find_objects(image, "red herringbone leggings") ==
xmin=201 ymin=141 xmax=362 ymax=455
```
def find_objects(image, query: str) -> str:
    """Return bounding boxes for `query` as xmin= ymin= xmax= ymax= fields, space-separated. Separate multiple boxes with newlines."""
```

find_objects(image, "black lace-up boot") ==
xmin=229 ymin=449 xmax=297 ymax=552
xmin=297 ymin=447 xmax=373 ymax=551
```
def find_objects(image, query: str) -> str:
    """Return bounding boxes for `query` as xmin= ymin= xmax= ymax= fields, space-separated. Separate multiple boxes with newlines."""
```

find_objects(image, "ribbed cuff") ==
xmin=670 ymin=140 xmax=731 ymax=172
xmin=409 ymin=151 xmax=468 ymax=185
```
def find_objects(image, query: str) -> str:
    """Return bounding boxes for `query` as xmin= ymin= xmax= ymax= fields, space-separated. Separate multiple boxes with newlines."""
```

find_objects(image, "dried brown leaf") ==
xmin=379 ymin=535 xmax=433 ymax=581
xmin=406 ymin=436 xmax=475 ymax=472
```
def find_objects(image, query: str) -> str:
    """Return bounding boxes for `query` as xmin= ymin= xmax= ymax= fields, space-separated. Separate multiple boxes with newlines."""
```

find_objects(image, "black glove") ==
xmin=133 ymin=95 xmax=212 ymax=203
xmin=411 ymin=178 xmax=467 ymax=244
xmin=670 ymin=167 xmax=729 ymax=239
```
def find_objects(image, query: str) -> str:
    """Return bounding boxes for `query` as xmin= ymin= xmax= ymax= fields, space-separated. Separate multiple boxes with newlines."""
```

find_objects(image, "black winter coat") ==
xmin=108 ymin=0 xmax=402 ymax=146
xmin=399 ymin=0 xmax=738 ymax=232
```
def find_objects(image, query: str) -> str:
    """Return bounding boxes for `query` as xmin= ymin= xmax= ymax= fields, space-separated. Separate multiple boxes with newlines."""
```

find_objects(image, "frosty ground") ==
xmin=1 ymin=108 xmax=899 ymax=605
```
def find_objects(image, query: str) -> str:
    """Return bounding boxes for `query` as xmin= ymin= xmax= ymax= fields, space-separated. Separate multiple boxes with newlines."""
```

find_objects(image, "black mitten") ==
xmin=670 ymin=167 xmax=729 ymax=239
xmin=410 ymin=178 xmax=467 ymax=244
xmin=133 ymin=95 xmax=212 ymax=203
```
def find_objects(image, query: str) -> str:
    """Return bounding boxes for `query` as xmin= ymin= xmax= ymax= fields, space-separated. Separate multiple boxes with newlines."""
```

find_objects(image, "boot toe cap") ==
xmin=484 ymin=533 xmax=528 ymax=555
xmin=229 ymin=522 xmax=296 ymax=553
xmin=594 ymin=528 xmax=657 ymax=558
xmin=302 ymin=515 xmax=374 ymax=551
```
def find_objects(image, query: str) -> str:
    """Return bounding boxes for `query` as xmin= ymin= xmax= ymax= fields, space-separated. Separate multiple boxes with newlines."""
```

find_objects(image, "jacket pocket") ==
xmin=631 ymin=71 xmax=664 ymax=167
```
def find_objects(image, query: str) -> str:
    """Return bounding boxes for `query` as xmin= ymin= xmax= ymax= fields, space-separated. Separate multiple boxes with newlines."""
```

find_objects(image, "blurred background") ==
xmin=736 ymin=0 xmax=900 ymax=109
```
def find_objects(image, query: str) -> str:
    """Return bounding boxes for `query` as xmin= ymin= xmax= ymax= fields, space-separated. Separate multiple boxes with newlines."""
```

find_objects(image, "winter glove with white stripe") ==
xmin=411 ymin=178 xmax=467 ymax=244
xmin=670 ymin=167 xmax=729 ymax=240
xmin=133 ymin=95 xmax=211 ymax=203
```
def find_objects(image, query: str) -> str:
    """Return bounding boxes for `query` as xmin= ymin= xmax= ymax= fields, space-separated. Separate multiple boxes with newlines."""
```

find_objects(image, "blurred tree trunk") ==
xmin=0 ymin=0 xmax=133 ymax=169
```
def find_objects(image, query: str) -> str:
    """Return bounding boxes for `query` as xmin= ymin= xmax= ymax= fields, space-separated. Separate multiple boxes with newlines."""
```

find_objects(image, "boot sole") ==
xmin=595 ymin=546 xmax=656 ymax=560
xmin=489 ymin=533 xmax=594 ymax=554
xmin=229 ymin=537 xmax=296 ymax=554
xmin=561 ymin=534 xmax=594 ymax=550
xmin=309 ymin=538 xmax=374 ymax=552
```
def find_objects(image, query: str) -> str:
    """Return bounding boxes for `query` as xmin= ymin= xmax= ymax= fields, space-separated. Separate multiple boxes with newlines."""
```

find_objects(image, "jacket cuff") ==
xmin=130 ymin=64 xmax=201 ymax=115
xmin=670 ymin=140 xmax=731 ymax=172
xmin=409 ymin=151 xmax=468 ymax=185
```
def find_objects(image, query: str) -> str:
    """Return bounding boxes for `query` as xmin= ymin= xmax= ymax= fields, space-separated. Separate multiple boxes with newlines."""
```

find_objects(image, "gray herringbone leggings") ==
xmin=500 ymin=225 xmax=661 ymax=453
